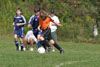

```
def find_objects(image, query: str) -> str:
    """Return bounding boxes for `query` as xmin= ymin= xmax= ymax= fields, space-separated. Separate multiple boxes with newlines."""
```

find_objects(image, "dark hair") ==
xmin=34 ymin=6 xmax=40 ymax=13
xmin=40 ymin=10 xmax=48 ymax=20
xmin=16 ymin=8 xmax=22 ymax=15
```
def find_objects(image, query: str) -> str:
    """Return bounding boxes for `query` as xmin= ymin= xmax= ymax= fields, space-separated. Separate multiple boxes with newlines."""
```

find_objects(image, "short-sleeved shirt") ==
xmin=39 ymin=17 xmax=53 ymax=30
xmin=49 ymin=15 xmax=60 ymax=32
xmin=28 ymin=15 xmax=39 ymax=30
xmin=14 ymin=15 xmax=26 ymax=30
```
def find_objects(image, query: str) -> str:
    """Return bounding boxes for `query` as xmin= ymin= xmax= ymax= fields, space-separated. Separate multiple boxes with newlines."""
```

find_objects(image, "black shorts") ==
xmin=41 ymin=28 xmax=52 ymax=41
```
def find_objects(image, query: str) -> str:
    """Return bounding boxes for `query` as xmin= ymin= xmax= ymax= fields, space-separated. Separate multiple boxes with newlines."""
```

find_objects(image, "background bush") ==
xmin=0 ymin=0 xmax=100 ymax=43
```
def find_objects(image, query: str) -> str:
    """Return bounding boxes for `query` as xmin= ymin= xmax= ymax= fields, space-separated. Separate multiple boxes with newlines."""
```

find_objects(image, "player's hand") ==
xmin=51 ymin=23 xmax=56 ymax=26
xmin=28 ymin=24 xmax=31 ymax=28
xmin=58 ymin=24 xmax=63 ymax=27
xmin=38 ymin=25 xmax=41 ymax=31
xmin=16 ymin=23 xmax=20 ymax=26
xmin=13 ymin=23 xmax=15 ymax=26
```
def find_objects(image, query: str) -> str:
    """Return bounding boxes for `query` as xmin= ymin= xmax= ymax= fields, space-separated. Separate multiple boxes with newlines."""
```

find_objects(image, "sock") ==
xmin=21 ymin=43 xmax=24 ymax=50
xmin=53 ymin=43 xmax=62 ymax=51
xmin=37 ymin=40 xmax=41 ymax=48
xmin=41 ymin=40 xmax=51 ymax=49
xmin=14 ymin=40 xmax=19 ymax=48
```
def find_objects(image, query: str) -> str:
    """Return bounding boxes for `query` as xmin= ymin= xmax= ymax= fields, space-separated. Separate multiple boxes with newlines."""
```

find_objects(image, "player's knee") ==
xmin=14 ymin=35 xmax=17 ymax=40
xmin=40 ymin=37 xmax=44 ymax=41
xmin=24 ymin=38 xmax=28 ymax=42
xmin=19 ymin=38 xmax=23 ymax=43
xmin=50 ymin=40 xmax=55 ymax=44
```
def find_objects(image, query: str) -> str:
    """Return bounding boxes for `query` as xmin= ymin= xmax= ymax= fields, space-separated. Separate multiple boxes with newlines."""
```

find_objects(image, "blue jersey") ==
xmin=14 ymin=15 xmax=26 ymax=30
xmin=14 ymin=15 xmax=26 ymax=38
xmin=28 ymin=15 xmax=39 ymax=30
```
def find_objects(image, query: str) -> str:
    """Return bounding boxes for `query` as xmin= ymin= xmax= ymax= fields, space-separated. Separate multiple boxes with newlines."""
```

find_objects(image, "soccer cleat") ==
xmin=30 ymin=48 xmax=34 ymax=51
xmin=60 ymin=49 xmax=64 ymax=54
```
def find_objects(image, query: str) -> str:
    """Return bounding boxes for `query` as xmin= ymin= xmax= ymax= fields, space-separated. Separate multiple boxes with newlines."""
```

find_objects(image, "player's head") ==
xmin=40 ymin=10 xmax=48 ymax=20
xmin=50 ymin=9 xmax=55 ymax=17
xmin=16 ymin=8 xmax=22 ymax=16
xmin=34 ymin=6 xmax=40 ymax=16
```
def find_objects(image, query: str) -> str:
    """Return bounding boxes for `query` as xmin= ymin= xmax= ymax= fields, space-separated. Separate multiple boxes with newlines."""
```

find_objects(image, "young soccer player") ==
xmin=13 ymin=8 xmax=26 ymax=51
xmin=28 ymin=6 xmax=42 ymax=48
xmin=49 ymin=10 xmax=60 ymax=52
xmin=38 ymin=10 xmax=64 ymax=53
xmin=23 ymin=30 xmax=37 ymax=51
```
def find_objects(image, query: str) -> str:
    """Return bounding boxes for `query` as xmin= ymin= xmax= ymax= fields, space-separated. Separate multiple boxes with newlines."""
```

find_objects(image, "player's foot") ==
xmin=48 ymin=47 xmax=52 ymax=52
xmin=52 ymin=49 xmax=55 ymax=52
xmin=23 ymin=48 xmax=26 ymax=51
xmin=30 ymin=48 xmax=34 ymax=51
xmin=60 ymin=49 xmax=64 ymax=53
xmin=16 ymin=47 xmax=19 ymax=51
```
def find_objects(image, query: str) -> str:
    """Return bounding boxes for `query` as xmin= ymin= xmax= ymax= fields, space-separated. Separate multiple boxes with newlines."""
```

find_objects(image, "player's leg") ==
xmin=37 ymin=35 xmax=42 ymax=48
xmin=51 ymin=31 xmax=57 ymax=52
xmin=49 ymin=39 xmax=64 ymax=53
xmin=23 ymin=38 xmax=28 ymax=51
xmin=19 ymin=28 xmax=24 ymax=51
xmin=14 ymin=34 xmax=19 ymax=50
xmin=29 ymin=38 xmax=34 ymax=51
xmin=19 ymin=38 xmax=24 ymax=51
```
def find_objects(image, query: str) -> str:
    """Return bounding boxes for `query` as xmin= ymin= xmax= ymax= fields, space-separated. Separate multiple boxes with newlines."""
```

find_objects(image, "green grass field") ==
xmin=0 ymin=37 xmax=100 ymax=67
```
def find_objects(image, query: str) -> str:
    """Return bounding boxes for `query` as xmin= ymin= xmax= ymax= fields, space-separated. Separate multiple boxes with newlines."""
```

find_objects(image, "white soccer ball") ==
xmin=37 ymin=47 xmax=45 ymax=54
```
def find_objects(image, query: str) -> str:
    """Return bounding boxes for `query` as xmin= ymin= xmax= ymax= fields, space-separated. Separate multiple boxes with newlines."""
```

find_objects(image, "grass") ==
xmin=0 ymin=37 xmax=100 ymax=67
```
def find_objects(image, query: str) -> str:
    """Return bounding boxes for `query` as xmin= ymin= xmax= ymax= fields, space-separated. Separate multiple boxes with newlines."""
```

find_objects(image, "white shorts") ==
xmin=25 ymin=35 xmax=37 ymax=42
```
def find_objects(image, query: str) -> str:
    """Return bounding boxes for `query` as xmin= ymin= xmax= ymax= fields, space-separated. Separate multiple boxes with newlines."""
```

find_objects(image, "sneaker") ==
xmin=30 ymin=48 xmax=34 ymax=51
xmin=23 ymin=48 xmax=26 ymax=51
xmin=60 ymin=49 xmax=64 ymax=53
xmin=19 ymin=46 xmax=21 ymax=51
xmin=52 ymin=49 xmax=55 ymax=52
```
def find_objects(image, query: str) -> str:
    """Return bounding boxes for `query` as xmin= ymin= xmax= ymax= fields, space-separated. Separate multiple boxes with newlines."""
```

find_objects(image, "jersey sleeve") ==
xmin=28 ymin=15 xmax=34 ymax=25
xmin=55 ymin=17 xmax=60 ymax=23
xmin=21 ymin=15 xmax=27 ymax=25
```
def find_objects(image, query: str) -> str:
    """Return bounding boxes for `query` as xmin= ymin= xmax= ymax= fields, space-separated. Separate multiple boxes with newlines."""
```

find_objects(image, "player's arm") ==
xmin=38 ymin=25 xmax=41 ymax=31
xmin=38 ymin=16 xmax=42 ymax=30
xmin=16 ymin=23 xmax=25 ymax=26
xmin=13 ymin=17 xmax=15 ymax=26
xmin=28 ymin=15 xmax=34 ymax=28
xmin=50 ymin=18 xmax=62 ymax=27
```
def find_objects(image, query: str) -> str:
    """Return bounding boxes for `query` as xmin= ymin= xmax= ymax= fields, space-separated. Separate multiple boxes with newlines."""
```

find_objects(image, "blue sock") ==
xmin=15 ymin=40 xmax=19 ymax=48
xmin=21 ymin=43 xmax=24 ymax=51
xmin=37 ymin=40 xmax=41 ymax=48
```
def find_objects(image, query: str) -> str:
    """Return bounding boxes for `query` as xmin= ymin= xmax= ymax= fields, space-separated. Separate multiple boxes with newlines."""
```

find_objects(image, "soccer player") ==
xmin=38 ymin=10 xmax=64 ymax=53
xmin=23 ymin=30 xmax=37 ymax=51
xmin=49 ymin=10 xmax=60 ymax=52
xmin=28 ymin=6 xmax=41 ymax=48
xmin=13 ymin=8 xmax=26 ymax=51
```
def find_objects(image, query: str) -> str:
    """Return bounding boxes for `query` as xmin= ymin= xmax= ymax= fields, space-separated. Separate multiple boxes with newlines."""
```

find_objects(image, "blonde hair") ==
xmin=40 ymin=10 xmax=48 ymax=20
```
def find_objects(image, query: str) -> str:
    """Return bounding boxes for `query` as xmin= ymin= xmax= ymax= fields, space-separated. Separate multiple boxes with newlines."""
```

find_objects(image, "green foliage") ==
xmin=0 ymin=0 xmax=100 ymax=43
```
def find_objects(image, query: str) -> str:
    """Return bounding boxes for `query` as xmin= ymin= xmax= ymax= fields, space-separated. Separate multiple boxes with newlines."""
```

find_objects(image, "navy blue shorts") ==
xmin=14 ymin=28 xmax=24 ymax=38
